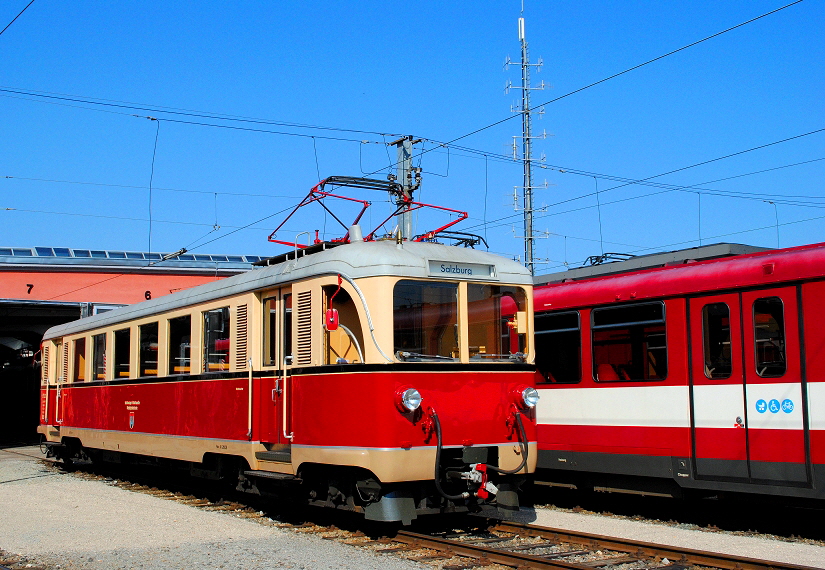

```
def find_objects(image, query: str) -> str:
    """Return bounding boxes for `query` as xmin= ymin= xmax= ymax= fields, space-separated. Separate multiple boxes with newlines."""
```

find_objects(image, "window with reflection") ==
xmin=754 ymin=297 xmax=786 ymax=377
xmin=114 ymin=328 xmax=130 ymax=379
xmin=204 ymin=307 xmax=230 ymax=372
xmin=139 ymin=322 xmax=158 ymax=377
xmin=702 ymin=303 xmax=732 ymax=379
xmin=592 ymin=302 xmax=667 ymax=381
xmin=467 ymin=284 xmax=528 ymax=361
xmin=535 ymin=311 xmax=581 ymax=383
xmin=393 ymin=280 xmax=458 ymax=361
xmin=92 ymin=333 xmax=106 ymax=380
xmin=169 ymin=315 xmax=191 ymax=374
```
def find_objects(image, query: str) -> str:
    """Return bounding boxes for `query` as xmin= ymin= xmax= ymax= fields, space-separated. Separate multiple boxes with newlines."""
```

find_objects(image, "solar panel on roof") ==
xmin=90 ymin=250 xmax=107 ymax=258
xmin=125 ymin=252 xmax=144 ymax=259
xmin=108 ymin=252 xmax=126 ymax=259
xmin=0 ymin=248 xmax=12 ymax=256
xmin=54 ymin=248 xmax=71 ymax=257
xmin=74 ymin=250 xmax=91 ymax=257
xmin=35 ymin=247 xmax=54 ymax=256
xmin=12 ymin=249 xmax=33 ymax=256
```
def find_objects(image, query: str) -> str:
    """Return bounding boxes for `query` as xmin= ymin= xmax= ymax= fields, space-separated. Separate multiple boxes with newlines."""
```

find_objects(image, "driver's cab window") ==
xmin=323 ymin=284 xmax=364 ymax=364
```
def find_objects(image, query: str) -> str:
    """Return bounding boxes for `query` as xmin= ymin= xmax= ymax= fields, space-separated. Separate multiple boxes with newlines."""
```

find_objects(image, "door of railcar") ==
xmin=688 ymin=288 xmax=809 ymax=484
xmin=260 ymin=291 xmax=292 ymax=446
xmin=689 ymin=294 xmax=749 ymax=479
xmin=740 ymin=287 xmax=808 ymax=483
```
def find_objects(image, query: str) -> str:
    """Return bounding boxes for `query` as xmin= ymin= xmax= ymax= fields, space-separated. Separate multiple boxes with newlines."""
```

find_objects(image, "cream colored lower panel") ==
xmin=62 ymin=427 xmax=263 ymax=467
xmin=292 ymin=442 xmax=537 ymax=482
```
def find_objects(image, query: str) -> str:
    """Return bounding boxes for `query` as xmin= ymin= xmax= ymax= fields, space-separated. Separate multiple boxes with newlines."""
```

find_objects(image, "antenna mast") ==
xmin=506 ymin=12 xmax=545 ymax=275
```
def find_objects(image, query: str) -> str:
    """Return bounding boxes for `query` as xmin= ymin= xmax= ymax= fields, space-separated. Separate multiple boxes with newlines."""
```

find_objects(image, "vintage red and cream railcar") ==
xmin=533 ymin=242 xmax=825 ymax=500
xmin=38 ymin=235 xmax=538 ymax=523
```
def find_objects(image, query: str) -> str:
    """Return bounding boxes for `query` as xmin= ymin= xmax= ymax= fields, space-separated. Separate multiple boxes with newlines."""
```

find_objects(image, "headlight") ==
xmin=396 ymin=387 xmax=422 ymax=412
xmin=520 ymin=386 xmax=540 ymax=409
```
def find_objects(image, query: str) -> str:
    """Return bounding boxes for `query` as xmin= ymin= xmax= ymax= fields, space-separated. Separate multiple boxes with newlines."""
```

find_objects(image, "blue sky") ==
xmin=1 ymin=1 xmax=822 ymax=275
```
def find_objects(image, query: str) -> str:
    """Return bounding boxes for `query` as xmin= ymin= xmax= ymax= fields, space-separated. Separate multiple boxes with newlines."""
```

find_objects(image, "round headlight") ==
xmin=521 ymin=386 xmax=539 ymax=409
xmin=398 ymin=387 xmax=422 ymax=412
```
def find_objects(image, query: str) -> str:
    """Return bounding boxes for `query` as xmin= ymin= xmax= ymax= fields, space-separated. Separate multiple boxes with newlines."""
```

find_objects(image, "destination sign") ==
xmin=428 ymin=260 xmax=496 ymax=279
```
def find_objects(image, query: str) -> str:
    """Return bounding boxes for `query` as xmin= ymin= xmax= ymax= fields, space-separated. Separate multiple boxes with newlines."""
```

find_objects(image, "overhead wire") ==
xmin=365 ymin=0 xmax=806 ymax=175
xmin=458 ymin=130 xmax=825 ymax=233
xmin=0 ymin=0 xmax=35 ymax=37
xmin=2 ymin=175 xmax=305 ymax=200
xmin=0 ymin=86 xmax=403 ymax=138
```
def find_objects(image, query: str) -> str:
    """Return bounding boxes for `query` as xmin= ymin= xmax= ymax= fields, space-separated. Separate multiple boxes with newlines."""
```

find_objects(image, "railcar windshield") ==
xmin=394 ymin=280 xmax=458 ymax=361
xmin=393 ymin=279 xmax=529 ymax=363
xmin=467 ymin=284 xmax=528 ymax=361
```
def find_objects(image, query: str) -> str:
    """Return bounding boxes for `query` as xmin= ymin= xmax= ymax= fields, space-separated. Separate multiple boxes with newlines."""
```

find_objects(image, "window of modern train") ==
xmin=702 ymin=303 xmax=732 ymax=379
xmin=139 ymin=322 xmax=158 ymax=377
xmin=92 ymin=333 xmax=106 ymax=380
xmin=754 ymin=297 xmax=786 ymax=377
xmin=73 ymin=337 xmax=86 ymax=382
xmin=534 ymin=311 xmax=581 ymax=383
xmin=393 ymin=280 xmax=458 ymax=361
xmin=114 ymin=328 xmax=130 ymax=378
xmin=169 ymin=316 xmax=191 ymax=374
xmin=203 ymin=307 xmax=230 ymax=372
xmin=467 ymin=284 xmax=528 ymax=361
xmin=592 ymin=302 xmax=667 ymax=382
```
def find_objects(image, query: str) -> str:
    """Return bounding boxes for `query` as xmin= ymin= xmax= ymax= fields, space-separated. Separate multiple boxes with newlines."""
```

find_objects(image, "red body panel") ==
xmin=43 ymin=369 xmax=537 ymax=452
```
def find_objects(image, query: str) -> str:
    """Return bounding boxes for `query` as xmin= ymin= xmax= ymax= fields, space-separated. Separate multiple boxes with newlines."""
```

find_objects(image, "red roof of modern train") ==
xmin=534 ymin=241 xmax=825 ymax=311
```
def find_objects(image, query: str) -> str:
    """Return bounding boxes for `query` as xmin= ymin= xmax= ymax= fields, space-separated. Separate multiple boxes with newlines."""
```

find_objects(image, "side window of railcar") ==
xmin=467 ymin=284 xmax=528 ymax=360
xmin=169 ymin=315 xmax=192 ymax=375
xmin=114 ymin=328 xmax=130 ymax=379
xmin=592 ymin=302 xmax=667 ymax=382
xmin=92 ymin=333 xmax=106 ymax=380
xmin=139 ymin=322 xmax=159 ymax=377
xmin=73 ymin=337 xmax=86 ymax=382
xmin=702 ymin=303 xmax=732 ymax=379
xmin=323 ymin=285 xmax=365 ymax=364
xmin=535 ymin=311 xmax=581 ymax=383
xmin=393 ymin=280 xmax=458 ymax=361
xmin=754 ymin=297 xmax=786 ymax=377
xmin=204 ymin=307 xmax=230 ymax=372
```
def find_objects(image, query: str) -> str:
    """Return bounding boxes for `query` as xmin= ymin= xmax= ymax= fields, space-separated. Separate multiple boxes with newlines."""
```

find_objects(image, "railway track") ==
xmin=47 ymin=461 xmax=821 ymax=570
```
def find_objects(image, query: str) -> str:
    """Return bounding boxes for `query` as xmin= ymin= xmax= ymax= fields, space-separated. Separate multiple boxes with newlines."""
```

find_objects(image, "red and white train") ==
xmin=37 ymin=196 xmax=539 ymax=524
xmin=533 ymin=242 xmax=825 ymax=500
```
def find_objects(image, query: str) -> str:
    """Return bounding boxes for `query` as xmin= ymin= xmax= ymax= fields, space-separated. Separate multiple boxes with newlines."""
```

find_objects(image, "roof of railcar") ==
xmin=43 ymin=239 xmax=532 ymax=340
xmin=534 ymin=241 xmax=825 ymax=311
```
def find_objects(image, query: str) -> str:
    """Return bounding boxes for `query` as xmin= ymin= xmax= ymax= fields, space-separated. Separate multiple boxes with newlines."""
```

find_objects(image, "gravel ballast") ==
xmin=514 ymin=503 xmax=825 ymax=568
xmin=0 ymin=446 xmax=422 ymax=569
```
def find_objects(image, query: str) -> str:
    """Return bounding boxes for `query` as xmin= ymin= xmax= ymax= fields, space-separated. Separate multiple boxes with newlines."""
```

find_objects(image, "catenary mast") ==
xmin=507 ymin=12 xmax=544 ymax=275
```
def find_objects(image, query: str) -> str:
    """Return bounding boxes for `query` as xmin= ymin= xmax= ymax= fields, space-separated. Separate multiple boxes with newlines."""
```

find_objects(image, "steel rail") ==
xmin=492 ymin=521 xmax=820 ymax=570
xmin=388 ymin=521 xmax=820 ymax=570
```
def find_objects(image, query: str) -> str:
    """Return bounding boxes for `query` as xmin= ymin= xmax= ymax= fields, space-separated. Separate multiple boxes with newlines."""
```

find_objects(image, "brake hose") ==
xmin=485 ymin=410 xmax=529 ymax=475
xmin=430 ymin=410 xmax=470 ymax=500
xmin=430 ymin=408 xmax=529 ymax=501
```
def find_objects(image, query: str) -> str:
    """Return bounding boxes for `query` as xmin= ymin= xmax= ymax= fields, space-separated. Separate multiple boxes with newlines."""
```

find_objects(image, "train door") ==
xmin=260 ymin=291 xmax=292 ymax=447
xmin=689 ymin=289 xmax=809 ymax=484
xmin=689 ymin=294 xmax=748 ymax=479
xmin=740 ymin=287 xmax=808 ymax=484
